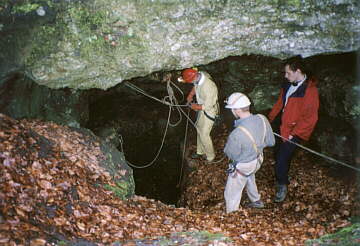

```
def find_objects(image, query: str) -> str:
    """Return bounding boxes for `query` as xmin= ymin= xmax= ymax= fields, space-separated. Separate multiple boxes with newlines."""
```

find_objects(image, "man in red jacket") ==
xmin=268 ymin=57 xmax=319 ymax=202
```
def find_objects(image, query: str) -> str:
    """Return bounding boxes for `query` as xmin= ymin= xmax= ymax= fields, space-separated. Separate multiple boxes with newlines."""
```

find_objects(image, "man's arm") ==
xmin=201 ymin=82 xmax=218 ymax=114
xmin=268 ymin=89 xmax=284 ymax=122
xmin=292 ymin=87 xmax=319 ymax=140
xmin=264 ymin=118 xmax=276 ymax=147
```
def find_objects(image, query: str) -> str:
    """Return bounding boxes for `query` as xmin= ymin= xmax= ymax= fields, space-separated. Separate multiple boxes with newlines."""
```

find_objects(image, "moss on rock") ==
xmin=306 ymin=223 xmax=360 ymax=246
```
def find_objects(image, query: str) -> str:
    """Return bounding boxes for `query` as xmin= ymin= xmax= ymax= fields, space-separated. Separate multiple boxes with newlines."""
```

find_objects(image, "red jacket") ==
xmin=268 ymin=77 xmax=319 ymax=141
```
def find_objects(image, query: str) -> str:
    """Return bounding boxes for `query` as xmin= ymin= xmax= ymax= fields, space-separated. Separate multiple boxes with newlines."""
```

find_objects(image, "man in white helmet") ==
xmin=223 ymin=92 xmax=275 ymax=213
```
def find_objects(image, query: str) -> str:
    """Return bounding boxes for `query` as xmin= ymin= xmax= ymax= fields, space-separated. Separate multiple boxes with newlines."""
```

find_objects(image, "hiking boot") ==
xmin=274 ymin=184 xmax=287 ymax=203
xmin=247 ymin=200 xmax=265 ymax=209
xmin=191 ymin=153 xmax=205 ymax=159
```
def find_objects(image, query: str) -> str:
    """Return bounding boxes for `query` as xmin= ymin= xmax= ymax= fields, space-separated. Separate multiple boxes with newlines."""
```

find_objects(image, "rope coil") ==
xmin=121 ymin=81 xmax=193 ymax=169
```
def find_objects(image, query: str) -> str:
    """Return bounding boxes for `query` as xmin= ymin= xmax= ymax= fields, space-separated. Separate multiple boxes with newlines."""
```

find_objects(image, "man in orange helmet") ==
xmin=179 ymin=68 xmax=219 ymax=163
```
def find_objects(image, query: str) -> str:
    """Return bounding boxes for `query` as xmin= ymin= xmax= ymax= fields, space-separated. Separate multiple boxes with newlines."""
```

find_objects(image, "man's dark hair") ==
xmin=285 ymin=56 xmax=307 ymax=74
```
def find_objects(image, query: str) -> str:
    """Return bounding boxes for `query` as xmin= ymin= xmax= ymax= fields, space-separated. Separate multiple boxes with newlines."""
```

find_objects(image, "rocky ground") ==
xmin=0 ymin=114 xmax=359 ymax=246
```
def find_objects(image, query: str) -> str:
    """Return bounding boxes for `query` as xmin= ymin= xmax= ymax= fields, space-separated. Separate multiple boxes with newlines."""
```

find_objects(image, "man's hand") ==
xmin=186 ymin=94 xmax=194 ymax=104
xmin=186 ymin=87 xmax=196 ymax=104
xmin=190 ymin=103 xmax=203 ymax=111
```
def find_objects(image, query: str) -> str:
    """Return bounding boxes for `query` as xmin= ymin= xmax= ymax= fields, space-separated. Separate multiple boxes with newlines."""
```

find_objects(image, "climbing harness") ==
xmin=226 ymin=114 xmax=267 ymax=176
xmin=204 ymin=110 xmax=222 ymax=126
xmin=273 ymin=132 xmax=360 ymax=172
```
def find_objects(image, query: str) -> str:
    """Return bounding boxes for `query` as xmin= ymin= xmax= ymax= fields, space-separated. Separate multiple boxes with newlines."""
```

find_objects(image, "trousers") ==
xmin=224 ymin=158 xmax=261 ymax=213
xmin=274 ymin=136 xmax=300 ymax=185
xmin=196 ymin=111 xmax=215 ymax=161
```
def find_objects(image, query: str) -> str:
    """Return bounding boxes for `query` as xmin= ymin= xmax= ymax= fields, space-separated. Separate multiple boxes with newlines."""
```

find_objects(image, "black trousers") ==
xmin=274 ymin=136 xmax=300 ymax=185
xmin=271 ymin=113 xmax=300 ymax=185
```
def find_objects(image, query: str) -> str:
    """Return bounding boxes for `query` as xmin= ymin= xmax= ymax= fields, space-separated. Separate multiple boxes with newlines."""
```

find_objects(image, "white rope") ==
xmin=177 ymin=107 xmax=190 ymax=187
xmin=124 ymin=82 xmax=188 ymax=107
xmin=274 ymin=132 xmax=360 ymax=172
xmin=164 ymin=81 xmax=182 ymax=127
xmin=120 ymin=81 xmax=189 ymax=169
xmin=119 ymin=105 xmax=171 ymax=169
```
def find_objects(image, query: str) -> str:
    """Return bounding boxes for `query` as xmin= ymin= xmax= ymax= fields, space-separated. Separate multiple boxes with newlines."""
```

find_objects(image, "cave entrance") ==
xmin=87 ymin=80 xmax=191 ymax=205
xmin=87 ymin=51 xmax=359 ymax=205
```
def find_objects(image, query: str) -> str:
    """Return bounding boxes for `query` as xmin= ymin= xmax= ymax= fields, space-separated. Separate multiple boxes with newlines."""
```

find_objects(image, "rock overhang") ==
xmin=0 ymin=0 xmax=359 ymax=89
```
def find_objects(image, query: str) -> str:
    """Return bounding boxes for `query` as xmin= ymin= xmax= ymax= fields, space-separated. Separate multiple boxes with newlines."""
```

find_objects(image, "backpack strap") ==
xmin=237 ymin=125 xmax=259 ymax=155
xmin=234 ymin=115 xmax=267 ymax=176
xmin=258 ymin=114 xmax=267 ymax=144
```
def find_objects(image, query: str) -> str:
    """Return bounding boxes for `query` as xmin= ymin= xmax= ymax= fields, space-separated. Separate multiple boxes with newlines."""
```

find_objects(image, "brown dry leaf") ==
xmin=30 ymin=239 xmax=47 ymax=246
xmin=77 ymin=222 xmax=86 ymax=231
xmin=38 ymin=180 xmax=52 ymax=190
xmin=14 ymin=208 xmax=26 ymax=217
xmin=54 ymin=217 xmax=68 ymax=226
xmin=1 ymin=114 xmax=358 ymax=246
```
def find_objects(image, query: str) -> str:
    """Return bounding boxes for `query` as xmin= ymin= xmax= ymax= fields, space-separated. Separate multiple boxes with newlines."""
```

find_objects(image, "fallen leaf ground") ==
xmin=0 ymin=114 xmax=359 ymax=246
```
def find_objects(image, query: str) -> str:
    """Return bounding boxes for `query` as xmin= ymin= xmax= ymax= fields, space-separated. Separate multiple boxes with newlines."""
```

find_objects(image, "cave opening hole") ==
xmin=87 ymin=78 xmax=193 ymax=205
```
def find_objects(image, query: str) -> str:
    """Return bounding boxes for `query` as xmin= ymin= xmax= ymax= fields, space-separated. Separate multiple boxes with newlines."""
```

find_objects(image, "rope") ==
xmin=119 ymin=104 xmax=172 ymax=169
xmin=177 ymin=107 xmax=190 ymax=187
xmin=124 ymin=81 xmax=189 ymax=107
xmin=119 ymin=81 xmax=186 ymax=169
xmin=273 ymin=132 xmax=360 ymax=172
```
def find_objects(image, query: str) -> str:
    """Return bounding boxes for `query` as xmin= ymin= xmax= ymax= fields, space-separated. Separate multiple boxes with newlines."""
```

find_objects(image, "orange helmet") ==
xmin=182 ymin=68 xmax=198 ymax=83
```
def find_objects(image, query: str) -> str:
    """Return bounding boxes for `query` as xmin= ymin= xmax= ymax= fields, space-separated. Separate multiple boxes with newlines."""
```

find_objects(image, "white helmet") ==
xmin=225 ymin=92 xmax=251 ymax=109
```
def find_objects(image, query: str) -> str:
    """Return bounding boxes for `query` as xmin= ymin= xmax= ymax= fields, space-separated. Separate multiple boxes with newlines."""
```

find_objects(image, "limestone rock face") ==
xmin=1 ymin=0 xmax=359 ymax=89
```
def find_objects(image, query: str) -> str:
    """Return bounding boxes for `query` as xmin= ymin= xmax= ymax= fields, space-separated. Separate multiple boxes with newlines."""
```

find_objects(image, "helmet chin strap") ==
xmin=231 ymin=109 xmax=239 ymax=118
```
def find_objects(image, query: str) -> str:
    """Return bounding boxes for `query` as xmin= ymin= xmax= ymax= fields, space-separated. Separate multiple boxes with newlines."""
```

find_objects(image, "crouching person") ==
xmin=224 ymin=92 xmax=275 ymax=213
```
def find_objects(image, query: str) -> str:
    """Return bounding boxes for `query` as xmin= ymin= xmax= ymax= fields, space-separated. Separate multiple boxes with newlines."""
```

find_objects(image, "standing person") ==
xmin=268 ymin=57 xmax=319 ymax=203
xmin=224 ymin=92 xmax=275 ymax=213
xmin=178 ymin=68 xmax=219 ymax=163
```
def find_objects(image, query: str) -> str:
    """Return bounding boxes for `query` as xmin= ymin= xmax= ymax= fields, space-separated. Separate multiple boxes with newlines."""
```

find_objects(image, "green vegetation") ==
xmin=306 ymin=223 xmax=360 ymax=246
xmin=104 ymin=181 xmax=130 ymax=200
xmin=57 ymin=241 xmax=68 ymax=246
xmin=113 ymin=231 xmax=231 ymax=245
xmin=9 ymin=0 xmax=54 ymax=14
xmin=178 ymin=231 xmax=231 ymax=241
xmin=11 ymin=3 xmax=40 ymax=14
xmin=67 ymin=4 xmax=111 ymax=58
xmin=26 ymin=2 xmax=111 ymax=65
xmin=28 ymin=25 xmax=60 ymax=64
